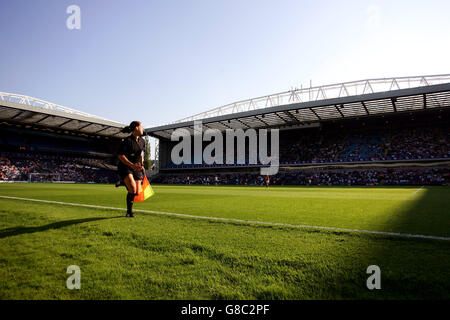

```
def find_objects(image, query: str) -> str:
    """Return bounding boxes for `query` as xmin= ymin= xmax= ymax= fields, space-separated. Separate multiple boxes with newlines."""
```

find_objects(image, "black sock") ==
xmin=126 ymin=192 xmax=134 ymax=214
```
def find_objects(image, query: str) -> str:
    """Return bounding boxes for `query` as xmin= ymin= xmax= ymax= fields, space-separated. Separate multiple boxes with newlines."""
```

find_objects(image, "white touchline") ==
xmin=414 ymin=186 xmax=425 ymax=194
xmin=1 ymin=195 xmax=449 ymax=241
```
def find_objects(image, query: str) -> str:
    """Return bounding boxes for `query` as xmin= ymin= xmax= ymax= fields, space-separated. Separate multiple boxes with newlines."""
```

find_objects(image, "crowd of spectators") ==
xmin=154 ymin=168 xmax=449 ymax=186
xmin=280 ymin=126 xmax=449 ymax=164
xmin=0 ymin=152 xmax=117 ymax=183
xmin=165 ymin=125 xmax=449 ymax=169
xmin=385 ymin=128 xmax=447 ymax=160
xmin=0 ymin=158 xmax=22 ymax=181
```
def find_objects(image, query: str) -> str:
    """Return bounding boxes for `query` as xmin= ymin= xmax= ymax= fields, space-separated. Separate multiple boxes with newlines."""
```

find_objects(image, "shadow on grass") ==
xmin=345 ymin=187 xmax=450 ymax=299
xmin=0 ymin=216 xmax=123 ymax=239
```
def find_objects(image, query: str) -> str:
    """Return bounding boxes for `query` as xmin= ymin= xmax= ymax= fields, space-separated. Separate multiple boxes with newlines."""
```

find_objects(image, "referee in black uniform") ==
xmin=117 ymin=121 xmax=145 ymax=217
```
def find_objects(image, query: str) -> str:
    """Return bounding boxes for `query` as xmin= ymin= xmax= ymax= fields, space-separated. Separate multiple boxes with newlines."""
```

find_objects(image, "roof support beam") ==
xmin=309 ymin=108 xmax=321 ymax=120
xmin=78 ymin=123 xmax=93 ymax=130
xmin=220 ymin=121 xmax=233 ymax=129
xmin=235 ymin=118 xmax=251 ymax=129
xmin=335 ymin=104 xmax=345 ymax=118
xmin=10 ymin=111 xmax=25 ymax=120
xmin=423 ymin=94 xmax=427 ymax=109
xmin=93 ymin=126 xmax=111 ymax=134
xmin=274 ymin=113 xmax=289 ymax=124
xmin=58 ymin=118 xmax=74 ymax=127
xmin=361 ymin=101 xmax=370 ymax=115
xmin=35 ymin=114 xmax=52 ymax=124
xmin=283 ymin=111 xmax=302 ymax=124
xmin=255 ymin=115 xmax=269 ymax=126
xmin=391 ymin=98 xmax=397 ymax=112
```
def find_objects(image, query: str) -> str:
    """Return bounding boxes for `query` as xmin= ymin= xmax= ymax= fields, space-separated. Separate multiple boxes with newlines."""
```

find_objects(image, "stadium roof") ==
xmin=0 ymin=92 xmax=129 ymax=139
xmin=145 ymin=75 xmax=450 ymax=140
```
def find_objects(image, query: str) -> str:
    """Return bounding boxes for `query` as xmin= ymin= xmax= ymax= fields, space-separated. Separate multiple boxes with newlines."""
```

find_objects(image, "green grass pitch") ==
xmin=0 ymin=183 xmax=449 ymax=299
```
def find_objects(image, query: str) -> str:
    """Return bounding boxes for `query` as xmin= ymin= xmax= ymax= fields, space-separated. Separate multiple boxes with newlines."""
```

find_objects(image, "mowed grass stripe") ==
xmin=1 ymin=184 xmax=449 ymax=237
xmin=1 ymin=195 xmax=449 ymax=241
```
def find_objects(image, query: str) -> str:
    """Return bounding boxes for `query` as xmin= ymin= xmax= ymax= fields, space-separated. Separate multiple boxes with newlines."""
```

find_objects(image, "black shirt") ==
xmin=117 ymin=135 xmax=145 ymax=167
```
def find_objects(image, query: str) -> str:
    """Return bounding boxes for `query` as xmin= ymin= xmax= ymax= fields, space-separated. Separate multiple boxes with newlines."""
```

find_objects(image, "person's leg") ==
xmin=124 ymin=174 xmax=137 ymax=217
xmin=133 ymin=170 xmax=143 ymax=195
xmin=136 ymin=179 xmax=142 ymax=195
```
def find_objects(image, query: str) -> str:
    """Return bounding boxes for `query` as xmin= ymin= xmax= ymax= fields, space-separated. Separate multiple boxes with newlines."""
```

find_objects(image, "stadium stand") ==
xmin=0 ymin=151 xmax=118 ymax=183
xmin=161 ymin=115 xmax=449 ymax=168
xmin=0 ymin=93 xmax=129 ymax=183
xmin=3 ymin=152 xmax=117 ymax=182
xmin=147 ymin=76 xmax=450 ymax=186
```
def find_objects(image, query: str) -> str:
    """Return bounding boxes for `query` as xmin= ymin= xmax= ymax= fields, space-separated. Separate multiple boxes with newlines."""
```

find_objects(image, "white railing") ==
xmin=171 ymin=74 xmax=450 ymax=124
xmin=0 ymin=91 xmax=123 ymax=125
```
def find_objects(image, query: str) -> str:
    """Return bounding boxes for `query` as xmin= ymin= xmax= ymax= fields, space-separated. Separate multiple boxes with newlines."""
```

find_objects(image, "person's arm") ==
xmin=118 ymin=154 xmax=142 ymax=171
xmin=140 ymin=139 xmax=145 ymax=170
xmin=140 ymin=153 xmax=146 ymax=171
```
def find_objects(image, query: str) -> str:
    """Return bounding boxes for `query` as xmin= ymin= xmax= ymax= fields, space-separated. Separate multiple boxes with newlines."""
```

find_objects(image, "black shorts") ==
xmin=118 ymin=164 xmax=144 ymax=181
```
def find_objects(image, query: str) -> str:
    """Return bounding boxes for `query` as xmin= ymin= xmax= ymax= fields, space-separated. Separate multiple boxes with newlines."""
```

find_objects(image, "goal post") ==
xmin=28 ymin=173 xmax=61 ymax=182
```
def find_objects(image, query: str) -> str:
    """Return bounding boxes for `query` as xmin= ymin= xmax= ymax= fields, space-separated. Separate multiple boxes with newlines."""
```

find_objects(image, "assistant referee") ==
xmin=117 ymin=121 xmax=145 ymax=218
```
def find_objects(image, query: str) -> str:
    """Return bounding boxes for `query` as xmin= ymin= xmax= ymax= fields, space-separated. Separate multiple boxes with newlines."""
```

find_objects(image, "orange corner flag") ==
xmin=134 ymin=174 xmax=155 ymax=202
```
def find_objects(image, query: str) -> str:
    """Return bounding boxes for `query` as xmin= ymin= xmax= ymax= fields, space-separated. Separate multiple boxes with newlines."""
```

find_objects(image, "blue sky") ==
xmin=1 ymin=0 xmax=450 ymax=129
